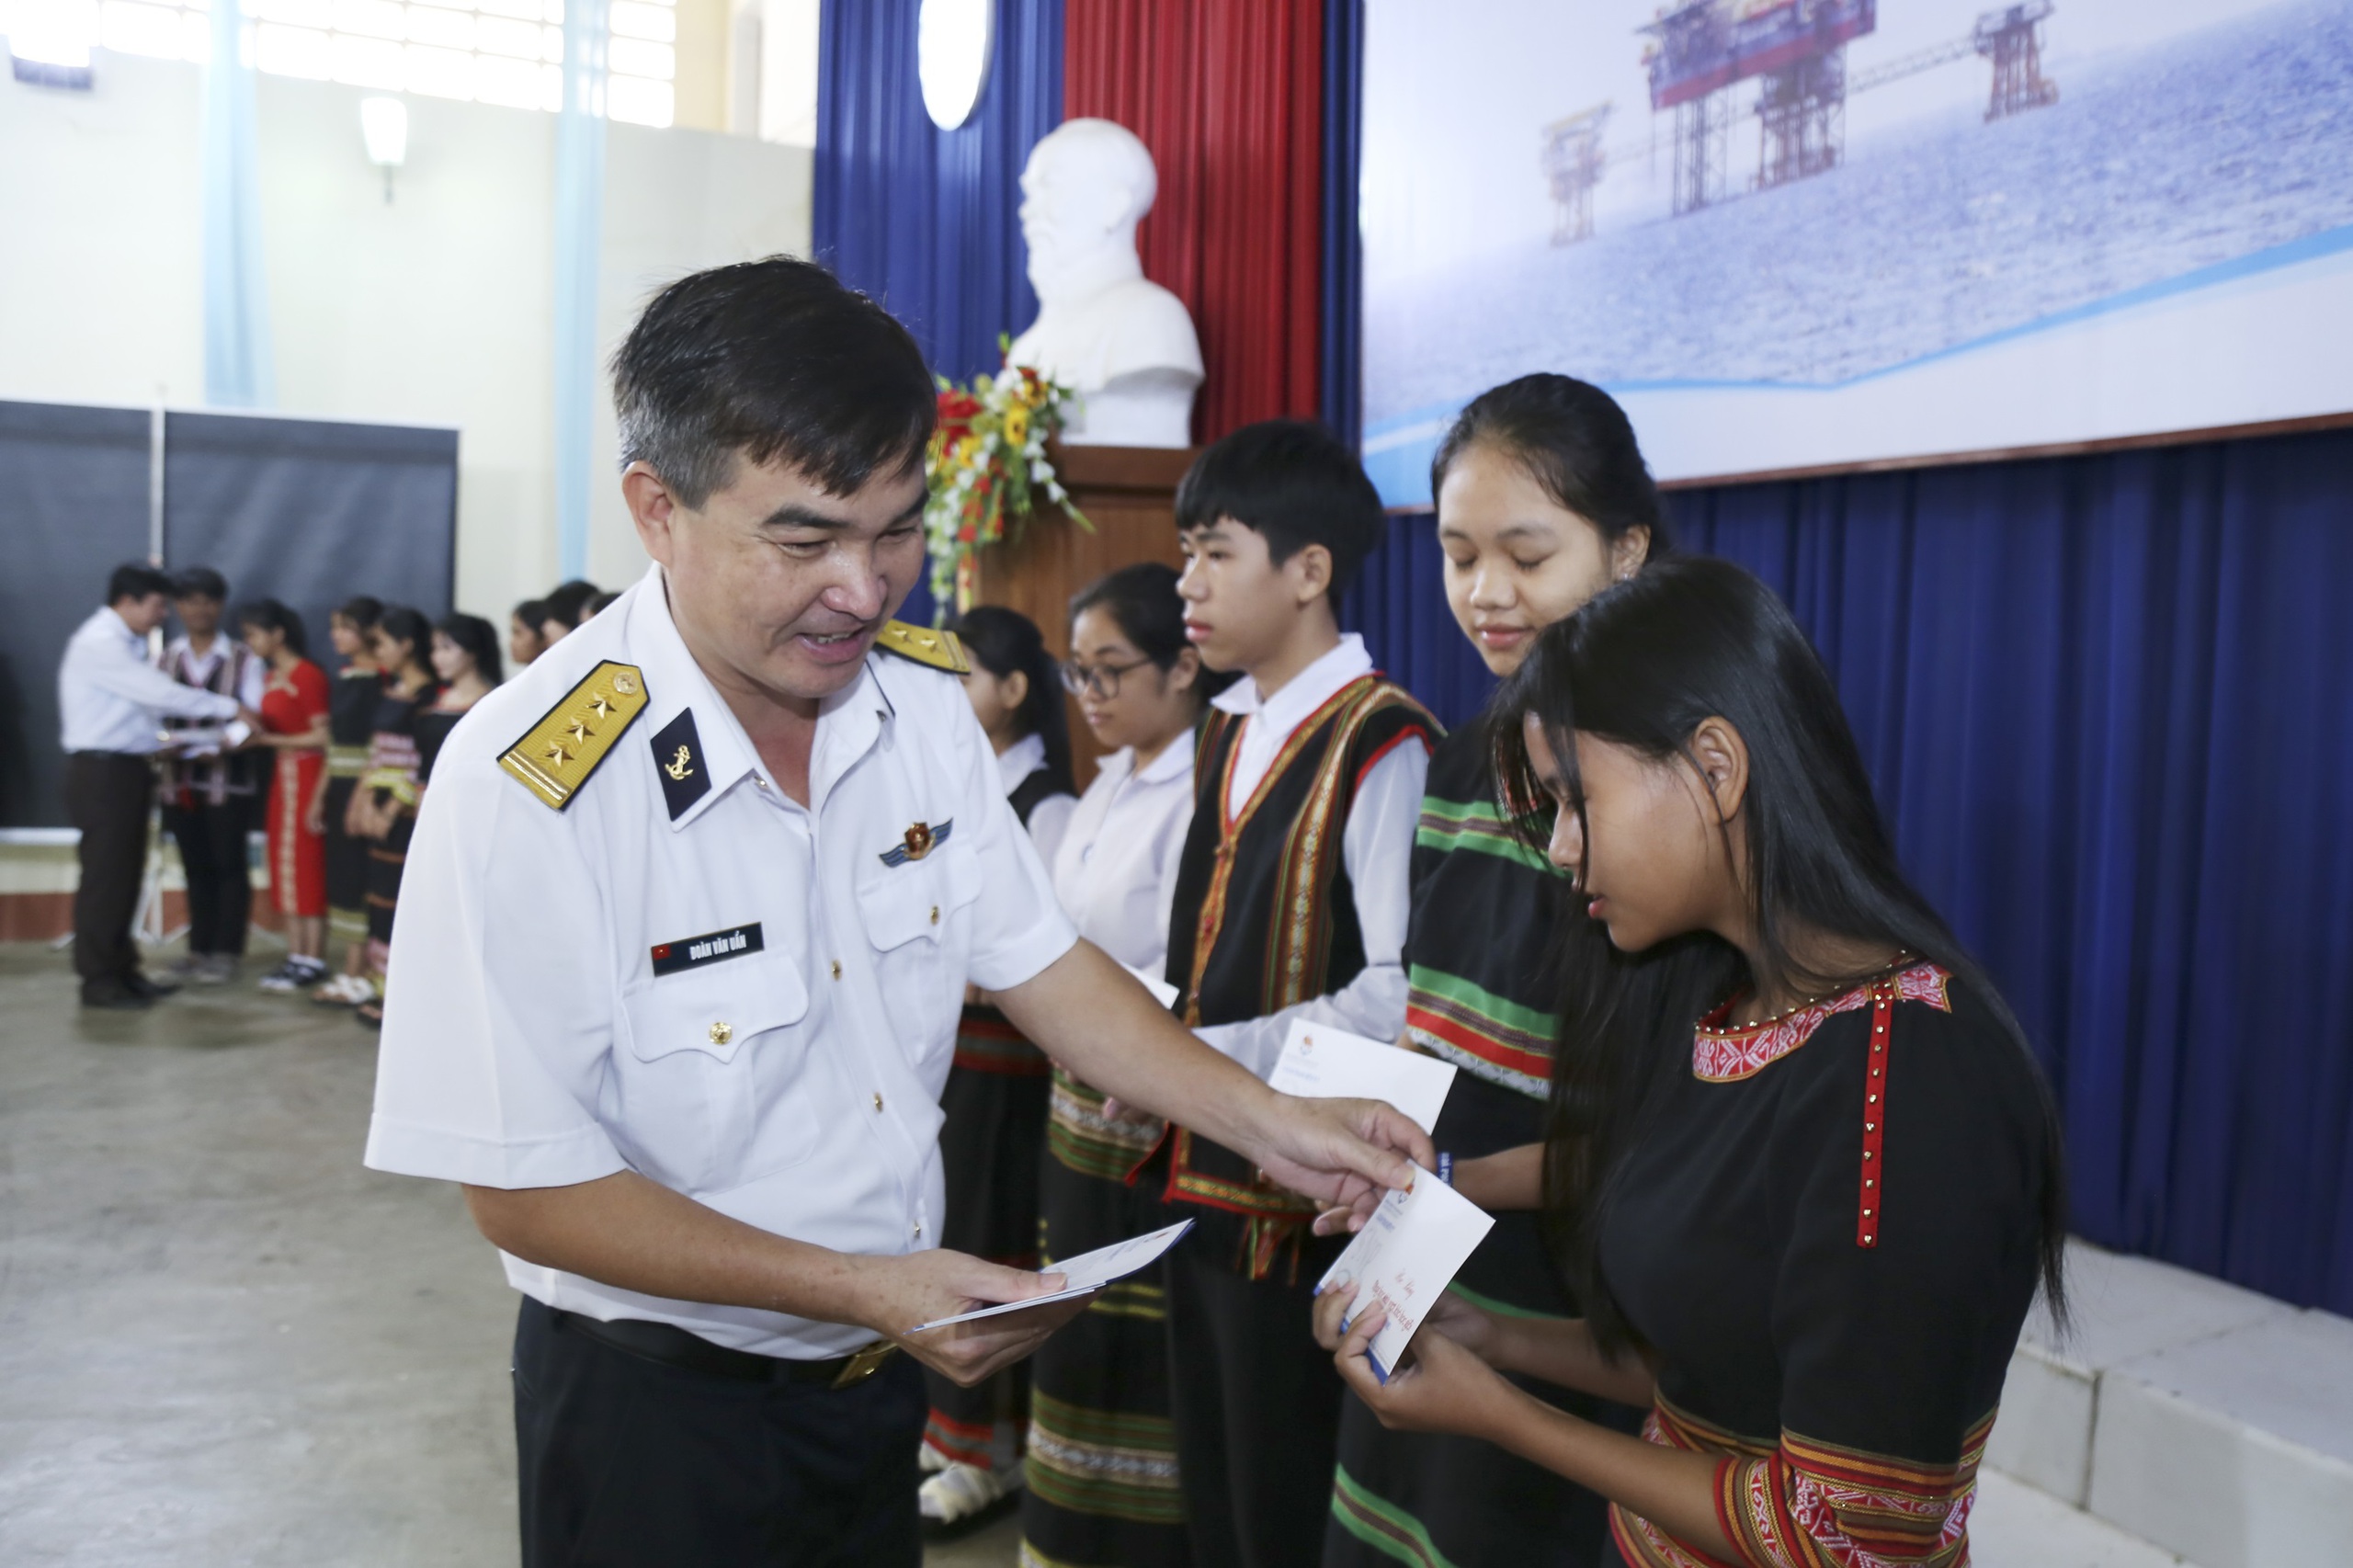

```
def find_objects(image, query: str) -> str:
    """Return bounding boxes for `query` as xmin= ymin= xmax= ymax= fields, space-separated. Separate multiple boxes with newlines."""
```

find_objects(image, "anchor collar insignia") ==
xmin=649 ymin=708 xmax=711 ymax=821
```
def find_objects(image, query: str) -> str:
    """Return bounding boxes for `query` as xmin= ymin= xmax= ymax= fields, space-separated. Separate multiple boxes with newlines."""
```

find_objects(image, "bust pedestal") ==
xmin=972 ymin=441 xmax=1198 ymax=785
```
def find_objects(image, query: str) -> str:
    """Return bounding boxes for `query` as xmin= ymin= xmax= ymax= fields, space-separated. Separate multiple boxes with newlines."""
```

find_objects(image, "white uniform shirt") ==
xmin=363 ymin=564 xmax=1079 ymax=1358
xmin=58 ymin=606 xmax=241 ymax=754
xmin=1049 ymin=737 xmax=1196 ymax=974
xmin=1194 ymin=633 xmax=1429 ymax=1078
xmin=995 ymin=731 xmax=1076 ymax=869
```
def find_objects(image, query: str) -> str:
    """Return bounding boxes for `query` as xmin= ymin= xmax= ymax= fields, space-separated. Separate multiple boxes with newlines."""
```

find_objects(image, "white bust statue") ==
xmin=1007 ymin=119 xmax=1204 ymax=449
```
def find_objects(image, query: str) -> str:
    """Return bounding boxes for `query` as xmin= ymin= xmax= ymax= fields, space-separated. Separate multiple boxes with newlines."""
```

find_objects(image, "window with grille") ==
xmin=0 ymin=0 xmax=679 ymax=126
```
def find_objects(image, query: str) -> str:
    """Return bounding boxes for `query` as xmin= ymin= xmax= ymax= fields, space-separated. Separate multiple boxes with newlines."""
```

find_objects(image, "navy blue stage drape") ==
xmin=1347 ymin=426 xmax=2353 ymax=1313
xmin=813 ymin=0 xmax=1064 ymax=624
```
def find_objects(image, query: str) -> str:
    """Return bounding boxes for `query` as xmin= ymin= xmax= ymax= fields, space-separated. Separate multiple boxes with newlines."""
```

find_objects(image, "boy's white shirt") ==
xmin=1193 ymin=633 xmax=1430 ymax=1080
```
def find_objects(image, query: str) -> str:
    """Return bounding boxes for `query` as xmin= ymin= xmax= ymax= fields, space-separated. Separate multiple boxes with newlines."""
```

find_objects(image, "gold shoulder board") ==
xmin=497 ymin=661 xmax=651 ymax=810
xmin=872 ymin=619 xmax=970 ymax=675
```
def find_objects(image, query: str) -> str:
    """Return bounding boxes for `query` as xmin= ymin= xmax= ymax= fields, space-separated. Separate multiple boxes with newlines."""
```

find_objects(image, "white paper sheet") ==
xmin=1314 ymin=1165 xmax=1493 ymax=1381
xmin=1267 ymin=1019 xmax=1457 ymax=1136
xmin=906 ymin=1219 xmax=1195 ymax=1333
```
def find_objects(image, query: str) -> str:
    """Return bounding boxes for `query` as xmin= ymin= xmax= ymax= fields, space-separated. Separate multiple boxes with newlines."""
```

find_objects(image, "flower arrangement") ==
xmin=923 ymin=341 xmax=1090 ymax=615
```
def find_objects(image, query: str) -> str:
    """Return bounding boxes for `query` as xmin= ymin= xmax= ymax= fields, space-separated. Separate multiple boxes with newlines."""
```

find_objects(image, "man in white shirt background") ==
xmin=154 ymin=566 xmax=269 ymax=985
xmin=57 ymin=564 xmax=260 ymax=1009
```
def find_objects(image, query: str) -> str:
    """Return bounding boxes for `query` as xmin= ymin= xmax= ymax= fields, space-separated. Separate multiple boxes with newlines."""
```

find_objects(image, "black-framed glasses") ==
xmin=1061 ymin=655 xmax=1156 ymax=699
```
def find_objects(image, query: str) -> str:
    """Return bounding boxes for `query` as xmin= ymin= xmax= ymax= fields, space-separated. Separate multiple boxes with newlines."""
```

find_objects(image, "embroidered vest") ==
xmin=1157 ymin=675 xmax=1435 ymax=1271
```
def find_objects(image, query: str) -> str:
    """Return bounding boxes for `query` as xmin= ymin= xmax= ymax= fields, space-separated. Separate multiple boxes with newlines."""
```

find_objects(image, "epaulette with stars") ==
xmin=497 ymin=661 xmax=651 ymax=809
xmin=871 ymin=620 xmax=970 ymax=675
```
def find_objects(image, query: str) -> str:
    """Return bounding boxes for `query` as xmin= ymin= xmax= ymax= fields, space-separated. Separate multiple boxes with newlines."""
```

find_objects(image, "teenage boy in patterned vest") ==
xmin=1156 ymin=421 xmax=1437 ymax=1568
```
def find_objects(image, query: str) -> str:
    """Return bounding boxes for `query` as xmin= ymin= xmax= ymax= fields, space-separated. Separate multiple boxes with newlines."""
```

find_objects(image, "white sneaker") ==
xmin=313 ymin=973 xmax=374 ymax=1006
xmin=916 ymin=1441 xmax=951 ymax=1475
xmin=918 ymin=1461 xmax=1018 ymax=1528
xmin=191 ymin=955 xmax=237 ymax=985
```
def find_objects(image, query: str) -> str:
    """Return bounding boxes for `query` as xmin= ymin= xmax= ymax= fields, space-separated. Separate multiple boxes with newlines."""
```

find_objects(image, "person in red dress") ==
xmin=238 ymin=600 xmax=332 ymax=992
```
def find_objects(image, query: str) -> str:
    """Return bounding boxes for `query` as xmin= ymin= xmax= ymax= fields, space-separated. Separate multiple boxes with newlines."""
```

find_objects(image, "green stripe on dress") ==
xmin=1329 ymin=1463 xmax=1461 ymax=1568
xmin=1406 ymin=963 xmax=1557 ymax=1049
xmin=1414 ymin=798 xmax=1552 ymax=871
xmin=1026 ymin=1388 xmax=1186 ymax=1526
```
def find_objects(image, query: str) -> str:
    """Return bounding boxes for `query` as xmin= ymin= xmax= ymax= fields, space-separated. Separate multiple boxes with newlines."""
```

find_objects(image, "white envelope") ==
xmin=1315 ymin=1165 xmax=1493 ymax=1381
xmin=1267 ymin=1019 xmax=1457 ymax=1136
xmin=906 ymin=1219 xmax=1194 ymax=1333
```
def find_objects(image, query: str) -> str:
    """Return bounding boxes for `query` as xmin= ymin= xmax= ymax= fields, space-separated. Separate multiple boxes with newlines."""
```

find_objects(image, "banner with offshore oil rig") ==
xmin=1357 ymin=0 xmax=2353 ymax=498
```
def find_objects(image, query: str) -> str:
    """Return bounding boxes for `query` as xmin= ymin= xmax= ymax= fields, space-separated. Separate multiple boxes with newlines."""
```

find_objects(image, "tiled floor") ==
xmin=0 ymin=938 xmax=2207 ymax=1568
xmin=0 ymin=941 xmax=1021 ymax=1566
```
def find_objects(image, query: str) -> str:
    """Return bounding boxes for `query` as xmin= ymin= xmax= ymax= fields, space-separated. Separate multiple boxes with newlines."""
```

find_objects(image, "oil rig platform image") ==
xmin=1542 ymin=0 xmax=2062 ymax=235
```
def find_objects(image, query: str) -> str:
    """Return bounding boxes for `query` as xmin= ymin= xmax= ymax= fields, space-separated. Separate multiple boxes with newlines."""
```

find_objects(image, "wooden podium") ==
xmin=971 ymin=442 xmax=1198 ymax=783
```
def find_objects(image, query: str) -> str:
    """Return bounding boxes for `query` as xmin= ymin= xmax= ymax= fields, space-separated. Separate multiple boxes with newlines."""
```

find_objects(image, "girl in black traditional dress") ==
xmin=919 ymin=605 xmax=1079 ymax=1530
xmin=312 ymin=597 xmax=383 ymax=1007
xmin=1324 ymin=375 xmax=1661 ymax=1568
xmin=348 ymin=607 xmax=439 ymax=1028
xmin=1316 ymin=557 xmax=2067 ymax=1568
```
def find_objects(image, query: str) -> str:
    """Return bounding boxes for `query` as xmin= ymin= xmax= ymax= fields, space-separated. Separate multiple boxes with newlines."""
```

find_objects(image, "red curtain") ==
xmin=1064 ymin=0 xmax=1324 ymax=443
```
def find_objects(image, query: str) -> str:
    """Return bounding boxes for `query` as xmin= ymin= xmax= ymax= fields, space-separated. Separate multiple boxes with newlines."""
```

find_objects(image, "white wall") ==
xmin=0 ymin=51 xmax=812 ymax=623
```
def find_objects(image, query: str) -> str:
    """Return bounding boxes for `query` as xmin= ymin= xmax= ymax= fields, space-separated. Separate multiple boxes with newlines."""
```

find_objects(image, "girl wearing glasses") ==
xmin=1021 ymin=562 xmax=1232 ymax=1568
xmin=922 ymin=605 xmax=1084 ymax=1528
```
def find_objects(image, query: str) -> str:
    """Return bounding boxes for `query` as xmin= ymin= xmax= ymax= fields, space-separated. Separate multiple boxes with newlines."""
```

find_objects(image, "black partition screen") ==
xmin=0 ymin=401 xmax=458 ymax=829
xmin=165 ymin=412 xmax=458 ymax=699
xmin=0 ymin=402 xmax=155 ymax=826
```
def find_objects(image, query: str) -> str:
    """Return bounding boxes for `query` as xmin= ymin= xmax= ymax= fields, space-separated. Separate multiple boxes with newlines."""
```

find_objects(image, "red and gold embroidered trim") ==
xmin=1613 ymin=1395 xmax=1993 ymax=1568
xmin=1691 ymin=963 xmax=1949 ymax=1083
xmin=1857 ymin=984 xmax=1893 ymax=1248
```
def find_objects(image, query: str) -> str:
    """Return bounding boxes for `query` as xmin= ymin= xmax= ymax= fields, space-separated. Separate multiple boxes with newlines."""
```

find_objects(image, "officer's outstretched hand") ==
xmin=863 ymin=1249 xmax=1090 ymax=1387
xmin=1245 ymin=1093 xmax=1435 ymax=1221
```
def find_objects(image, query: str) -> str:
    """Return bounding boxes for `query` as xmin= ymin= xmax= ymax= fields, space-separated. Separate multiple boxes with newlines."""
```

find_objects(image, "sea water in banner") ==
xmin=1357 ymin=0 xmax=2353 ymax=498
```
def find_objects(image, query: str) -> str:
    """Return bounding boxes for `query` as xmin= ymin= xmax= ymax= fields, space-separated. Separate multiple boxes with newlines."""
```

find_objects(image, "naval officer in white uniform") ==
xmin=362 ymin=257 xmax=1430 ymax=1566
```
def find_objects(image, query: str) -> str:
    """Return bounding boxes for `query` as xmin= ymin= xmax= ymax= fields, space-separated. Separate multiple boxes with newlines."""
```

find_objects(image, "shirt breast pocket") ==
xmin=615 ymin=951 xmax=819 ymax=1194
xmin=856 ymin=840 xmax=982 ymax=1071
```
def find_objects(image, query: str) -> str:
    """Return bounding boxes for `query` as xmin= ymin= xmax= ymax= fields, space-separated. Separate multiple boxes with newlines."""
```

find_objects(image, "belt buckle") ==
xmin=831 ymin=1340 xmax=897 ymax=1391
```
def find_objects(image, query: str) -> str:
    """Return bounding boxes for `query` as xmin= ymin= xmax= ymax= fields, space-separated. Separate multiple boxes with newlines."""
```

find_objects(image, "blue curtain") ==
xmin=201 ymin=0 xmax=274 ymax=408
xmin=1348 ymin=427 xmax=2353 ymax=1312
xmin=813 ymin=0 xmax=1063 ymax=626
xmin=551 ymin=0 xmax=609 ymax=581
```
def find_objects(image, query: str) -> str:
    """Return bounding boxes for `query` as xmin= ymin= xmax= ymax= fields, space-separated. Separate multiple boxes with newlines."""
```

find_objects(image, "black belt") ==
xmin=551 ymin=1308 xmax=898 ymax=1390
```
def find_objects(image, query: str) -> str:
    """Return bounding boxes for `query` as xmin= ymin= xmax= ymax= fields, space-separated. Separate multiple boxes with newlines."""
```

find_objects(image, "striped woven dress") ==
xmin=1019 ymin=741 xmax=1199 ymax=1568
xmin=1324 ymin=722 xmax=1631 ymax=1568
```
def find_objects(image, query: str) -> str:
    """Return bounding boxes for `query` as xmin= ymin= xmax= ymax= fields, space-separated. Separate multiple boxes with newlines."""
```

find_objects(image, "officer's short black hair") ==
xmin=612 ymin=256 xmax=936 ymax=509
xmin=108 ymin=563 xmax=174 ymax=605
xmin=171 ymin=566 xmax=229 ymax=602
xmin=1174 ymin=420 xmax=1386 ymax=600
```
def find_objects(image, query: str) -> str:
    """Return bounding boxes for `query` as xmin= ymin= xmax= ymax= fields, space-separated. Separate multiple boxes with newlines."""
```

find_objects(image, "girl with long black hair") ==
xmin=1317 ymin=557 xmax=2067 ymax=1568
xmin=348 ymin=607 xmax=439 ymax=1028
xmin=918 ymin=604 xmax=1082 ymax=1529
xmin=313 ymin=596 xmax=384 ymax=1006
xmin=1324 ymin=374 xmax=1660 ymax=1568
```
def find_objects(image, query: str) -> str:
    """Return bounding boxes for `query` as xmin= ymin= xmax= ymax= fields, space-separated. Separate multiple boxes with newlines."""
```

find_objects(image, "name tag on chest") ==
xmin=650 ymin=923 xmax=765 ymax=977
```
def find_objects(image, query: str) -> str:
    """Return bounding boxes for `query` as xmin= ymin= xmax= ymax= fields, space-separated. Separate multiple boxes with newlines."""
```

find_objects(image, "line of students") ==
xmin=923 ymin=369 xmax=2062 ymax=1568
xmin=302 ymin=600 xmax=504 ymax=1026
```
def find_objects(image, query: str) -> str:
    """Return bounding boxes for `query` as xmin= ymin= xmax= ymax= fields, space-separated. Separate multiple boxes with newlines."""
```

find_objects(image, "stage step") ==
xmin=1984 ymin=1241 xmax=2353 ymax=1568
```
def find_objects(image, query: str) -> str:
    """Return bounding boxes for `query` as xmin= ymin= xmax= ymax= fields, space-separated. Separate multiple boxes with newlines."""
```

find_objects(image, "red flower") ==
xmin=937 ymin=389 xmax=983 ymax=440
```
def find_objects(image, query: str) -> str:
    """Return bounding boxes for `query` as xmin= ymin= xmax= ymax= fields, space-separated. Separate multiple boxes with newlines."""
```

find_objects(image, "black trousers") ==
xmin=161 ymin=796 xmax=252 ymax=956
xmin=68 ymin=753 xmax=155 ymax=994
xmin=1165 ymin=1231 xmax=1347 ymax=1568
xmin=513 ymin=1298 xmax=926 ymax=1568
